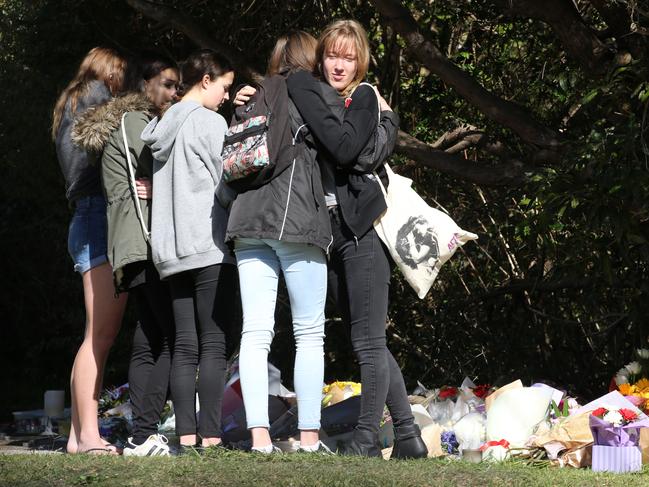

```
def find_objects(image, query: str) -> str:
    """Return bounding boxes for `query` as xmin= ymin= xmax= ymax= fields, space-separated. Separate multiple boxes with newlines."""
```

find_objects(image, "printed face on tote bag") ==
xmin=395 ymin=215 xmax=440 ymax=273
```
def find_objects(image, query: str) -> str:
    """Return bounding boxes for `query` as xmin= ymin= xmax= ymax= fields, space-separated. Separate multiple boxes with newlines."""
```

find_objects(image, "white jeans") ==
xmin=234 ymin=238 xmax=327 ymax=430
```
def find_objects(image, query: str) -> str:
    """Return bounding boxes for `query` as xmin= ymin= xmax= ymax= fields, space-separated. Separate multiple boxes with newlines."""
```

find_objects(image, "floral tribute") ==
xmin=612 ymin=348 xmax=649 ymax=413
xmin=590 ymin=407 xmax=638 ymax=426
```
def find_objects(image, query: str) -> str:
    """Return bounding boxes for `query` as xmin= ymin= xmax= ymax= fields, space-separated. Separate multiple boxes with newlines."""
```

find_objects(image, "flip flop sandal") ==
xmin=79 ymin=447 xmax=117 ymax=455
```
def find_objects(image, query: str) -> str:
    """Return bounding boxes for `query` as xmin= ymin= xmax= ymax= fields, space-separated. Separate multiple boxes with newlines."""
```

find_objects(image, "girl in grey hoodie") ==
xmin=141 ymin=49 xmax=236 ymax=451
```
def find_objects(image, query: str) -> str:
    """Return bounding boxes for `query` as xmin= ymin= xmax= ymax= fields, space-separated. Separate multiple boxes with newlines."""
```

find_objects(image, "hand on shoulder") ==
xmin=351 ymin=84 xmax=392 ymax=112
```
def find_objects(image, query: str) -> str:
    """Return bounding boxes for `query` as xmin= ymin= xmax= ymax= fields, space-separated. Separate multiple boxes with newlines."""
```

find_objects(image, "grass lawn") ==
xmin=1 ymin=452 xmax=649 ymax=487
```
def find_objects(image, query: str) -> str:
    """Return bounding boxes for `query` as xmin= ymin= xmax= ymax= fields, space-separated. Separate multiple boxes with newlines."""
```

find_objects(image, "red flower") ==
xmin=344 ymin=97 xmax=352 ymax=108
xmin=591 ymin=407 xmax=608 ymax=418
xmin=473 ymin=384 xmax=491 ymax=399
xmin=438 ymin=386 xmax=458 ymax=400
xmin=608 ymin=376 xmax=618 ymax=392
xmin=620 ymin=408 xmax=638 ymax=422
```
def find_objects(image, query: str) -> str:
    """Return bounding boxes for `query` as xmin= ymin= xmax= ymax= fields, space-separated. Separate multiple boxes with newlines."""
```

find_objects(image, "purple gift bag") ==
xmin=589 ymin=414 xmax=649 ymax=473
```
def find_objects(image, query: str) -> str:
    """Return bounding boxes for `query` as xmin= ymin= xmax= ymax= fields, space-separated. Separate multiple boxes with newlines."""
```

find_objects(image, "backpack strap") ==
xmin=120 ymin=112 xmax=151 ymax=242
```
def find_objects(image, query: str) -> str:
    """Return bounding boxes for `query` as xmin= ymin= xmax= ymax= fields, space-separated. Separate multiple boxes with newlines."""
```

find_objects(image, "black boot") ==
xmin=390 ymin=423 xmax=428 ymax=460
xmin=339 ymin=429 xmax=382 ymax=457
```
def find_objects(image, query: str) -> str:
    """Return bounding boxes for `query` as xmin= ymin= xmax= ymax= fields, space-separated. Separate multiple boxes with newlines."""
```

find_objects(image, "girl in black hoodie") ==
xmin=286 ymin=20 xmax=428 ymax=459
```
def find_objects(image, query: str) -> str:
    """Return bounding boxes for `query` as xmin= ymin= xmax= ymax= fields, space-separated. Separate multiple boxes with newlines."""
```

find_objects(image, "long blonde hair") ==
xmin=267 ymin=31 xmax=318 ymax=76
xmin=315 ymin=20 xmax=370 ymax=96
xmin=51 ymin=47 xmax=127 ymax=140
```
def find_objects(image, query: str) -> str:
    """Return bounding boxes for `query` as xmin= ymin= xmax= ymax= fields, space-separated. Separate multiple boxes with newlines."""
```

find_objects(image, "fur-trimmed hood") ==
xmin=72 ymin=92 xmax=154 ymax=153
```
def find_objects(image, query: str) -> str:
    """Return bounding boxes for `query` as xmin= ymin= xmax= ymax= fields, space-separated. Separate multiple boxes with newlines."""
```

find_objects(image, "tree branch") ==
xmin=125 ymin=0 xmax=262 ymax=81
xmin=481 ymin=276 xmax=635 ymax=299
xmin=370 ymin=0 xmax=562 ymax=151
xmin=126 ymin=0 xmax=540 ymax=187
xmin=587 ymin=0 xmax=647 ymax=58
xmin=497 ymin=0 xmax=611 ymax=73
xmin=396 ymin=130 xmax=532 ymax=186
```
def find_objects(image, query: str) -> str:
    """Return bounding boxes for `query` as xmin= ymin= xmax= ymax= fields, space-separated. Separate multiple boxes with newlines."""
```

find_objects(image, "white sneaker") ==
xmin=251 ymin=443 xmax=282 ymax=454
xmin=295 ymin=441 xmax=334 ymax=455
xmin=123 ymin=434 xmax=170 ymax=457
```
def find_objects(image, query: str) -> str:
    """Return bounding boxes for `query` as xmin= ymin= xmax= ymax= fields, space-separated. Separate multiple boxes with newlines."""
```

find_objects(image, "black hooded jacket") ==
xmin=224 ymin=76 xmax=333 ymax=252
xmin=286 ymin=70 xmax=399 ymax=238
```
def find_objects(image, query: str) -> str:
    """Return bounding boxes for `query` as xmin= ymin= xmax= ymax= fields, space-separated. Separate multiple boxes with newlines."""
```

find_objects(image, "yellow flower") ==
xmin=619 ymin=383 xmax=637 ymax=396
xmin=634 ymin=378 xmax=649 ymax=392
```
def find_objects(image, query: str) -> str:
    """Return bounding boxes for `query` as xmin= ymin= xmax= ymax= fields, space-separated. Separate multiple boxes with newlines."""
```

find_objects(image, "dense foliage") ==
xmin=1 ymin=0 xmax=647 ymax=418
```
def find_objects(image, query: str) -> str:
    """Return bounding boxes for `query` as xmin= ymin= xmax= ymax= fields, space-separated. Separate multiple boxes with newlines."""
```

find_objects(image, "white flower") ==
xmin=603 ymin=410 xmax=623 ymax=426
xmin=637 ymin=349 xmax=649 ymax=359
xmin=615 ymin=368 xmax=630 ymax=385
xmin=625 ymin=361 xmax=642 ymax=375
xmin=566 ymin=398 xmax=580 ymax=410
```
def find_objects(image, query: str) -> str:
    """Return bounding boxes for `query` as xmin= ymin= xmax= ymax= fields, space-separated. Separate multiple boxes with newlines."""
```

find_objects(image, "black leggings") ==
xmin=168 ymin=264 xmax=236 ymax=438
xmin=327 ymin=207 xmax=415 ymax=435
xmin=128 ymin=278 xmax=175 ymax=444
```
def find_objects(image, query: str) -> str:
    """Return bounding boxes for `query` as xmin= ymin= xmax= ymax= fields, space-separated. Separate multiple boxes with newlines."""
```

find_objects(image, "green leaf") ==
xmin=562 ymin=398 xmax=569 ymax=416
xmin=581 ymin=88 xmax=599 ymax=104
xmin=550 ymin=400 xmax=561 ymax=417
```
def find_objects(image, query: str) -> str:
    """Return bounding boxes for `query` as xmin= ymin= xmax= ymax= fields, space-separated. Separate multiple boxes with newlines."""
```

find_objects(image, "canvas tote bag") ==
xmin=372 ymin=165 xmax=478 ymax=299
xmin=351 ymin=82 xmax=478 ymax=299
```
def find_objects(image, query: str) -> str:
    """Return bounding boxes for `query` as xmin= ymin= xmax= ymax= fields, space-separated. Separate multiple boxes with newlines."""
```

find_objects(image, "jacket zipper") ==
xmin=278 ymin=124 xmax=307 ymax=241
xmin=278 ymin=160 xmax=296 ymax=240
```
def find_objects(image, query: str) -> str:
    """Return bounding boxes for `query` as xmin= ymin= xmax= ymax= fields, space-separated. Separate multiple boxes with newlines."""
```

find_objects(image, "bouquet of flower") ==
xmin=548 ymin=397 xmax=580 ymax=423
xmin=440 ymin=430 xmax=459 ymax=455
xmin=589 ymin=405 xmax=649 ymax=473
xmin=98 ymin=383 xmax=130 ymax=416
xmin=590 ymin=407 xmax=638 ymax=427
xmin=472 ymin=384 xmax=492 ymax=400
xmin=438 ymin=386 xmax=459 ymax=401
xmin=613 ymin=348 xmax=649 ymax=413
xmin=322 ymin=381 xmax=361 ymax=407
xmin=589 ymin=406 xmax=649 ymax=448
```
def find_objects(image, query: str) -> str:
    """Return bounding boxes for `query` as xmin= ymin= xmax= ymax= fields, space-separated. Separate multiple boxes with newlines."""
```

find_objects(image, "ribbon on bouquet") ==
xmin=480 ymin=439 xmax=510 ymax=451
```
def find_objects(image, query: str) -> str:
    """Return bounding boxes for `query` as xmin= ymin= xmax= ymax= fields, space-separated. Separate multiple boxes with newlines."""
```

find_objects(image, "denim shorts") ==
xmin=67 ymin=194 xmax=108 ymax=274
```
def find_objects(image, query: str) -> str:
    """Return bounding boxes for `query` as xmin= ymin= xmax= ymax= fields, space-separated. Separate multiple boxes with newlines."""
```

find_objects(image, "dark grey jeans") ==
xmin=327 ymin=207 xmax=415 ymax=434
xmin=128 ymin=277 xmax=174 ymax=444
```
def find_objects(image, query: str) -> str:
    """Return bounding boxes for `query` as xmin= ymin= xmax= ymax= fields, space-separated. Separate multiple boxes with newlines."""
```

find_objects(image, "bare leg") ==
xmin=179 ymin=434 xmax=198 ymax=446
xmin=201 ymin=437 xmax=222 ymax=447
xmin=250 ymin=427 xmax=271 ymax=448
xmin=299 ymin=429 xmax=319 ymax=447
xmin=66 ymin=263 xmax=127 ymax=454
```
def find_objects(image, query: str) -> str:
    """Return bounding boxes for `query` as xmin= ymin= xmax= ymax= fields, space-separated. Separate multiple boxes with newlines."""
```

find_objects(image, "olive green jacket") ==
xmin=72 ymin=93 xmax=155 ymax=289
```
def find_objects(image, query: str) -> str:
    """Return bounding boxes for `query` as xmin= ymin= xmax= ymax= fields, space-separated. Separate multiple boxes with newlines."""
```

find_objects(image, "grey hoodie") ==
xmin=141 ymin=100 xmax=235 ymax=279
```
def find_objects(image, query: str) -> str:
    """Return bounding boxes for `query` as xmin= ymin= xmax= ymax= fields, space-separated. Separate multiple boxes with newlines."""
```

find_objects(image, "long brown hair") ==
xmin=267 ymin=31 xmax=317 ymax=76
xmin=51 ymin=47 xmax=127 ymax=140
xmin=316 ymin=20 xmax=370 ymax=96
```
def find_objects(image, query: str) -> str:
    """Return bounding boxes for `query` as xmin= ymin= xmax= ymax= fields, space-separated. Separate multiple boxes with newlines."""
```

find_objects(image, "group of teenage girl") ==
xmin=52 ymin=19 xmax=428 ymax=460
